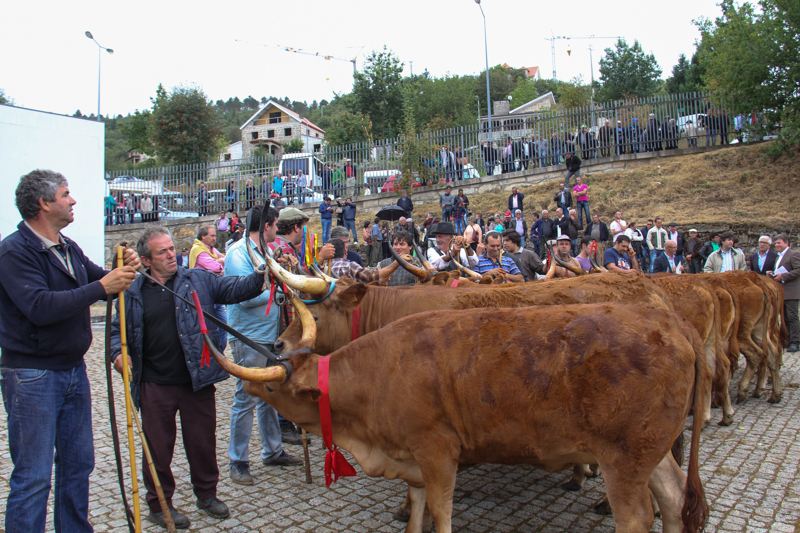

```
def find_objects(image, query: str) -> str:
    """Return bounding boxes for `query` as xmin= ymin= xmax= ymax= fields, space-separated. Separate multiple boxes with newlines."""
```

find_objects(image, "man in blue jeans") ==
xmin=343 ymin=197 xmax=358 ymax=245
xmin=318 ymin=196 xmax=334 ymax=244
xmin=225 ymin=205 xmax=301 ymax=487
xmin=0 ymin=169 xmax=139 ymax=533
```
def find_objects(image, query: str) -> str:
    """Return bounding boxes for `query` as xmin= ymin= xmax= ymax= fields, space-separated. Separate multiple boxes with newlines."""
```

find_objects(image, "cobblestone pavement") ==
xmin=3 ymin=328 xmax=800 ymax=532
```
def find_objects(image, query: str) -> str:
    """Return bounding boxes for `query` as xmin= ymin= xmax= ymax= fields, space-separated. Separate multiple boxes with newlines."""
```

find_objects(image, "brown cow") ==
xmin=226 ymin=300 xmax=709 ymax=533
xmin=650 ymin=274 xmax=733 ymax=426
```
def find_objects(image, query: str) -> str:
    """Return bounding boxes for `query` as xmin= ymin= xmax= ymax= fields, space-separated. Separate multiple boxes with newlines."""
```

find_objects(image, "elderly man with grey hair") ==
xmin=0 ymin=169 xmax=140 ymax=532
xmin=110 ymin=226 xmax=268 ymax=528
xmin=749 ymin=235 xmax=778 ymax=276
xmin=330 ymin=225 xmax=364 ymax=266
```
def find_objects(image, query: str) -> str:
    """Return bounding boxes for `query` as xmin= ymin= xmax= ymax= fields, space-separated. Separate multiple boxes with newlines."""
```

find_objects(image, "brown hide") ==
xmin=650 ymin=274 xmax=732 ymax=426
xmin=248 ymin=304 xmax=708 ymax=533
xmin=277 ymin=273 xmax=674 ymax=356
xmin=719 ymin=271 xmax=784 ymax=403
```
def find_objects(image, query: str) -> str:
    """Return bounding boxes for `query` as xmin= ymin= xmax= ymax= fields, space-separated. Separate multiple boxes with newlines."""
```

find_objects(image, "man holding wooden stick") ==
xmin=0 ymin=169 xmax=139 ymax=532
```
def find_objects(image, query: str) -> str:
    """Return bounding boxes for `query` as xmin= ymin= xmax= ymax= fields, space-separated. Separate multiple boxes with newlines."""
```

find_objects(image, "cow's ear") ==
xmin=292 ymin=383 xmax=322 ymax=402
xmin=336 ymin=283 xmax=368 ymax=307
xmin=432 ymin=272 xmax=450 ymax=285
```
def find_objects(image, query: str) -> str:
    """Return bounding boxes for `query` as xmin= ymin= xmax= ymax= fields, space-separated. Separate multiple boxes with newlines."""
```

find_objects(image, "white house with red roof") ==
xmin=239 ymin=100 xmax=325 ymax=158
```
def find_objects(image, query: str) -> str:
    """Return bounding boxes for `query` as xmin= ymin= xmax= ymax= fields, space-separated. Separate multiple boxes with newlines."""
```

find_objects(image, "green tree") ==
xmin=119 ymin=110 xmax=155 ymax=155
xmin=0 ymin=88 xmax=12 ymax=105
xmin=475 ymin=65 xmax=527 ymax=107
xmin=407 ymin=72 xmax=478 ymax=130
xmin=665 ymin=52 xmax=705 ymax=94
xmin=558 ymin=77 xmax=592 ymax=108
xmin=352 ymin=47 xmax=404 ymax=139
xmin=282 ymin=138 xmax=305 ymax=153
xmin=324 ymin=111 xmax=372 ymax=147
xmin=696 ymin=0 xmax=800 ymax=148
xmin=597 ymin=39 xmax=663 ymax=101
xmin=151 ymin=84 xmax=222 ymax=164
xmin=509 ymin=78 xmax=539 ymax=108
xmin=396 ymin=88 xmax=434 ymax=192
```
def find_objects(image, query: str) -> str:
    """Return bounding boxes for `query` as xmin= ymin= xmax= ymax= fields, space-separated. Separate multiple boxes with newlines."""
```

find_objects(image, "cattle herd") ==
xmin=205 ymin=242 xmax=787 ymax=533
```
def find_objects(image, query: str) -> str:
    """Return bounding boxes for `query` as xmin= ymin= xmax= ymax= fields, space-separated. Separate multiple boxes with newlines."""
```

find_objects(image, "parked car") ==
xmin=379 ymin=172 xmax=423 ymax=193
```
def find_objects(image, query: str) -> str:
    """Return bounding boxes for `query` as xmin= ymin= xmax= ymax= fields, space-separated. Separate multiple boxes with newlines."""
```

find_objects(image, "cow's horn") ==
xmin=552 ymin=251 xmax=587 ymax=276
xmin=544 ymin=244 xmax=557 ymax=280
xmin=203 ymin=331 xmax=287 ymax=383
xmin=388 ymin=243 xmax=430 ymax=281
xmin=590 ymin=254 xmax=608 ymax=272
xmin=264 ymin=251 xmax=329 ymax=295
xmin=291 ymin=294 xmax=317 ymax=348
xmin=413 ymin=241 xmax=437 ymax=272
xmin=448 ymin=238 xmax=483 ymax=281
xmin=311 ymin=262 xmax=337 ymax=282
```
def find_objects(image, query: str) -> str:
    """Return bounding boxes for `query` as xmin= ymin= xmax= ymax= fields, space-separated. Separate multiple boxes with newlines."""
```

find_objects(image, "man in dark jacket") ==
xmin=111 ymin=227 xmax=266 ymax=528
xmin=508 ymin=186 xmax=525 ymax=215
xmin=532 ymin=209 xmax=557 ymax=258
xmin=0 ymin=169 xmax=139 ymax=533
xmin=749 ymin=236 xmax=778 ymax=276
xmin=397 ymin=189 xmax=413 ymax=215
xmin=646 ymin=113 xmax=662 ymax=152
xmin=553 ymin=182 xmax=573 ymax=216
xmin=343 ymin=197 xmax=358 ymax=245
xmin=564 ymin=153 xmax=581 ymax=189
xmin=584 ymin=213 xmax=610 ymax=242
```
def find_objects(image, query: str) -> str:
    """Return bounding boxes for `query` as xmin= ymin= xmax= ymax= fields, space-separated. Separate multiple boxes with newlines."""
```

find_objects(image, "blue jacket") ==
xmin=224 ymin=238 xmax=279 ymax=344
xmin=0 ymin=222 xmax=108 ymax=370
xmin=343 ymin=201 xmax=357 ymax=221
xmin=319 ymin=202 xmax=333 ymax=220
xmin=110 ymin=266 xmax=263 ymax=407
xmin=397 ymin=196 xmax=413 ymax=214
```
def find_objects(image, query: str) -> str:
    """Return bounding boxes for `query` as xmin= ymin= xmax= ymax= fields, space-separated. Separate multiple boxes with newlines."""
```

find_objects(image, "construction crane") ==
xmin=544 ymin=33 xmax=621 ymax=80
xmin=235 ymin=39 xmax=362 ymax=74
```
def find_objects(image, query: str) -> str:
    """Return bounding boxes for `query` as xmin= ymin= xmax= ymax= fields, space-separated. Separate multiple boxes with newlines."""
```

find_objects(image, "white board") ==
xmin=0 ymin=105 xmax=105 ymax=266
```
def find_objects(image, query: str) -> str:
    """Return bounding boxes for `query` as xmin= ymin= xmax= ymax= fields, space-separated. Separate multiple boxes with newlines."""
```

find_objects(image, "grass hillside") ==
xmin=307 ymin=143 xmax=799 ymax=236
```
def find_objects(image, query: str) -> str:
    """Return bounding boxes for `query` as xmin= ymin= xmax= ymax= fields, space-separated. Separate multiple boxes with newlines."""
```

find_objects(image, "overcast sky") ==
xmin=1 ymin=0 xmax=725 ymax=119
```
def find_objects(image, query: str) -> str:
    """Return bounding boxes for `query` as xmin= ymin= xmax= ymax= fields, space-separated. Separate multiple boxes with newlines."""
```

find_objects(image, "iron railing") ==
xmin=105 ymin=91 xmax=749 ymax=223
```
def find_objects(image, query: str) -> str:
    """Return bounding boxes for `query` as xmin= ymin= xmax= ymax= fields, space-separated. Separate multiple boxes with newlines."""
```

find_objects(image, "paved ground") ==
xmin=2 ymin=328 xmax=800 ymax=532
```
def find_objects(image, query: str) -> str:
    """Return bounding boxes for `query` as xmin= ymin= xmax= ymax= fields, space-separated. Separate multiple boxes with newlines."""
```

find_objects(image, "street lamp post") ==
xmin=475 ymin=0 xmax=493 ymax=145
xmin=85 ymin=31 xmax=113 ymax=122
xmin=588 ymin=45 xmax=596 ymax=130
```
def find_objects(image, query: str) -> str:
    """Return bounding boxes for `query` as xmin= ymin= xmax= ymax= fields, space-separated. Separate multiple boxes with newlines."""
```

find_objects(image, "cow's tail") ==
xmin=682 ymin=332 xmax=709 ymax=533
xmin=777 ymin=285 xmax=788 ymax=350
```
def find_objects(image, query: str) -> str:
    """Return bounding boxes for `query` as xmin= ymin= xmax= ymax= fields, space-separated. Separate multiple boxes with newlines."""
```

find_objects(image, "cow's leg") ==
xmin=648 ymin=454 xmax=686 ymax=533
xmin=766 ymin=344 xmax=783 ymax=403
xmin=754 ymin=360 xmax=769 ymax=398
xmin=562 ymin=464 xmax=592 ymax=491
xmin=736 ymin=351 xmax=760 ymax=403
xmin=737 ymin=321 xmax=766 ymax=403
xmin=404 ymin=485 xmax=427 ymax=533
xmin=602 ymin=468 xmax=654 ymax=532
xmin=419 ymin=458 xmax=458 ymax=533
xmin=714 ymin=355 xmax=735 ymax=426
xmin=701 ymin=344 xmax=716 ymax=424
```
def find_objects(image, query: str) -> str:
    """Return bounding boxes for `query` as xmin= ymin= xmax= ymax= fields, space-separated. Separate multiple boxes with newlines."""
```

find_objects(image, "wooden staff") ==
xmin=117 ymin=246 xmax=176 ymax=533
xmin=116 ymin=246 xmax=142 ymax=533
xmin=301 ymin=428 xmax=313 ymax=484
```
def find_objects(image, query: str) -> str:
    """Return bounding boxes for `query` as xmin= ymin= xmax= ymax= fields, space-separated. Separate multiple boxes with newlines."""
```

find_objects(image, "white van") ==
xmin=278 ymin=153 xmax=326 ymax=203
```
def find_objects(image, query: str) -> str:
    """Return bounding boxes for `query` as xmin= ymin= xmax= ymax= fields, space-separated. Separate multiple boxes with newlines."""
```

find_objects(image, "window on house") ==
xmin=267 ymin=130 xmax=275 ymax=138
xmin=224 ymin=154 xmax=232 ymax=161
xmin=314 ymin=144 xmax=321 ymax=152
xmin=269 ymin=112 xmax=281 ymax=124
xmin=251 ymin=132 xmax=259 ymax=140
xmin=284 ymin=127 xmax=292 ymax=137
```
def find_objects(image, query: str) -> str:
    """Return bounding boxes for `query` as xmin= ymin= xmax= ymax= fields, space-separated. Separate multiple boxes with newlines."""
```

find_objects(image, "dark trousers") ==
xmin=786 ymin=299 xmax=799 ymax=347
xmin=140 ymin=382 xmax=218 ymax=513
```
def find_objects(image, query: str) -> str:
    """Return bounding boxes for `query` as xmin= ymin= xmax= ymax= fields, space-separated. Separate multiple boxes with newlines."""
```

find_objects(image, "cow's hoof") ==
xmin=751 ymin=390 xmax=763 ymax=399
xmin=768 ymin=394 xmax=782 ymax=404
xmin=561 ymin=480 xmax=582 ymax=492
xmin=392 ymin=506 xmax=410 ymax=523
xmin=592 ymin=499 xmax=613 ymax=516
xmin=718 ymin=415 xmax=734 ymax=426
xmin=736 ymin=394 xmax=748 ymax=404
xmin=587 ymin=465 xmax=601 ymax=478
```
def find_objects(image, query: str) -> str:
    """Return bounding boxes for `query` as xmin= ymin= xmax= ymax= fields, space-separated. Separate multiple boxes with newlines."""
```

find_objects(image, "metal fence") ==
xmin=105 ymin=91 xmax=746 ymax=223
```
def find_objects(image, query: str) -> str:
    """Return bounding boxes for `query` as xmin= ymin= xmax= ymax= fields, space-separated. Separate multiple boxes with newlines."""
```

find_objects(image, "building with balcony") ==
xmin=239 ymin=100 xmax=325 ymax=158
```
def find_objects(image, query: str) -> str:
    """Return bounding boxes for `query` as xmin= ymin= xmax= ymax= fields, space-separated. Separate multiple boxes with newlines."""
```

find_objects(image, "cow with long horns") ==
xmin=201 ymin=294 xmax=709 ymax=533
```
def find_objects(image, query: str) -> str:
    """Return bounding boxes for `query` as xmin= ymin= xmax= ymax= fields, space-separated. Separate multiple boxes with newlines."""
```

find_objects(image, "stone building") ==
xmin=479 ymin=92 xmax=557 ymax=142
xmin=239 ymin=100 xmax=325 ymax=158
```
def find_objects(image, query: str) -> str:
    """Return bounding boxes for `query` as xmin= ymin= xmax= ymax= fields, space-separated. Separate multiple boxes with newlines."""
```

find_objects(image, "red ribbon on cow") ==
xmin=450 ymin=279 xmax=460 ymax=288
xmin=190 ymin=291 xmax=211 ymax=368
xmin=318 ymin=355 xmax=357 ymax=487
xmin=351 ymin=307 xmax=361 ymax=341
